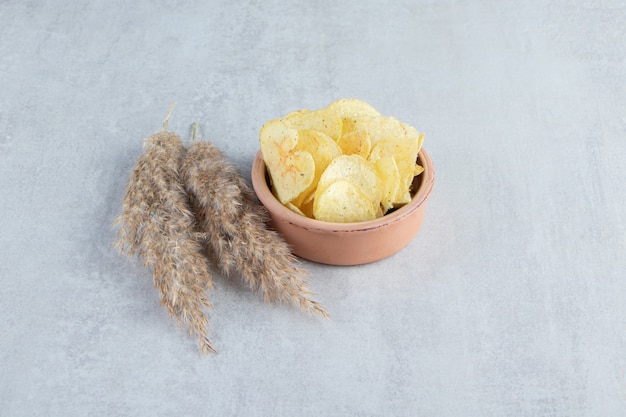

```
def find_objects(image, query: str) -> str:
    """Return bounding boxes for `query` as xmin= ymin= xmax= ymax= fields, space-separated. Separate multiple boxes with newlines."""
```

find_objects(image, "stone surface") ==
xmin=1 ymin=1 xmax=625 ymax=416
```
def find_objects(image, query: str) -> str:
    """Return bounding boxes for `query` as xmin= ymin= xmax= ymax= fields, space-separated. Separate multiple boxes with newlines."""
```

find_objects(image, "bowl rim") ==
xmin=251 ymin=148 xmax=435 ymax=233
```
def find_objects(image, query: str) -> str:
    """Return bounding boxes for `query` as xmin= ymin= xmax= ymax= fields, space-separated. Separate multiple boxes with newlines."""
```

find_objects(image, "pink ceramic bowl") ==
xmin=251 ymin=149 xmax=435 ymax=265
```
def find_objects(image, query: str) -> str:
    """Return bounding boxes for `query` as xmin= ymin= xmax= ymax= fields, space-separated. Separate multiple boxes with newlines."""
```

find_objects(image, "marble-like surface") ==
xmin=1 ymin=1 xmax=625 ymax=416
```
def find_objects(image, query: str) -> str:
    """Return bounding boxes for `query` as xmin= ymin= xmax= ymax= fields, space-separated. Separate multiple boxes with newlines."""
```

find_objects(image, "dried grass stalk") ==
xmin=181 ymin=140 xmax=328 ymax=318
xmin=114 ymin=130 xmax=216 ymax=354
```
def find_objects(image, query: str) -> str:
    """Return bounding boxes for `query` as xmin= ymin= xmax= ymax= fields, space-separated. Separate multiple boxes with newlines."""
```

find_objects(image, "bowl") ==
xmin=251 ymin=149 xmax=435 ymax=265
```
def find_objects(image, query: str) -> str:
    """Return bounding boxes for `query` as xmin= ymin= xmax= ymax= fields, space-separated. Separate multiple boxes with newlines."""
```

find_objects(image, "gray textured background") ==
xmin=1 ymin=1 xmax=625 ymax=416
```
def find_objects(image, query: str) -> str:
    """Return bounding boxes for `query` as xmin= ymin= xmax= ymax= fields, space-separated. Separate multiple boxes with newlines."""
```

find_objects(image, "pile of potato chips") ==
xmin=259 ymin=99 xmax=425 ymax=223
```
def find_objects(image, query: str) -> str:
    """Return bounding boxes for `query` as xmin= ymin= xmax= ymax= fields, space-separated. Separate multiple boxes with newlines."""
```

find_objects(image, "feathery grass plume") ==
xmin=180 ymin=139 xmax=329 ymax=318
xmin=114 ymin=108 xmax=216 ymax=354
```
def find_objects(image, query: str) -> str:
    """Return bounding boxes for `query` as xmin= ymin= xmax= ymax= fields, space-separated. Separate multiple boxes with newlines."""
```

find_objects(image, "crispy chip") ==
xmin=292 ymin=129 xmax=342 ymax=206
xmin=368 ymin=138 xmax=418 ymax=205
xmin=313 ymin=180 xmax=378 ymax=223
xmin=285 ymin=202 xmax=305 ymax=216
xmin=414 ymin=164 xmax=425 ymax=176
xmin=315 ymin=154 xmax=383 ymax=206
xmin=341 ymin=115 xmax=406 ymax=146
xmin=326 ymin=98 xmax=381 ymax=118
xmin=283 ymin=108 xmax=342 ymax=141
xmin=337 ymin=130 xmax=372 ymax=159
xmin=373 ymin=156 xmax=401 ymax=211
xmin=260 ymin=119 xmax=315 ymax=204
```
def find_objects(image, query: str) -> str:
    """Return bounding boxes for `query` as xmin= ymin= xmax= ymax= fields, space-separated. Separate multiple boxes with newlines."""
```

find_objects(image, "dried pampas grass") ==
xmin=181 ymin=140 xmax=329 ymax=318
xmin=114 ymin=111 xmax=216 ymax=354
xmin=114 ymin=110 xmax=328 ymax=355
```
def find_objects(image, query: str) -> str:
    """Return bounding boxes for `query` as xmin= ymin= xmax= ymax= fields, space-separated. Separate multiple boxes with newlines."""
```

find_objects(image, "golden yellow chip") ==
xmin=315 ymin=154 xmax=383 ymax=206
xmin=373 ymin=156 xmax=401 ymax=212
xmin=292 ymin=129 xmax=342 ymax=206
xmin=283 ymin=109 xmax=310 ymax=119
xmin=368 ymin=138 xmax=419 ymax=205
xmin=296 ymin=130 xmax=342 ymax=164
xmin=326 ymin=98 xmax=381 ymax=118
xmin=337 ymin=130 xmax=372 ymax=159
xmin=285 ymin=202 xmax=305 ymax=216
xmin=299 ymin=197 xmax=315 ymax=218
xmin=341 ymin=115 xmax=406 ymax=146
xmin=414 ymin=164 xmax=425 ymax=176
xmin=259 ymin=119 xmax=315 ymax=204
xmin=313 ymin=180 xmax=378 ymax=223
xmin=283 ymin=108 xmax=343 ymax=141
xmin=416 ymin=130 xmax=425 ymax=154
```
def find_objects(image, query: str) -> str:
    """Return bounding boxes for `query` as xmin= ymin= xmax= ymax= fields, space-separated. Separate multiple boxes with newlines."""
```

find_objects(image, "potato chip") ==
xmin=418 ymin=133 xmax=425 ymax=154
xmin=292 ymin=129 xmax=342 ymax=206
xmin=368 ymin=138 xmax=419 ymax=205
xmin=284 ymin=202 xmax=304 ymax=216
xmin=283 ymin=109 xmax=310 ymax=119
xmin=326 ymin=98 xmax=381 ymax=118
xmin=373 ymin=156 xmax=401 ymax=211
xmin=341 ymin=115 xmax=406 ymax=147
xmin=337 ymin=129 xmax=372 ymax=159
xmin=283 ymin=108 xmax=343 ymax=141
xmin=414 ymin=164 xmax=425 ymax=176
xmin=313 ymin=180 xmax=378 ymax=223
xmin=285 ymin=202 xmax=305 ymax=216
xmin=315 ymin=154 xmax=383 ymax=206
xmin=299 ymin=197 xmax=315 ymax=218
xmin=399 ymin=122 xmax=425 ymax=165
xmin=260 ymin=119 xmax=315 ymax=204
